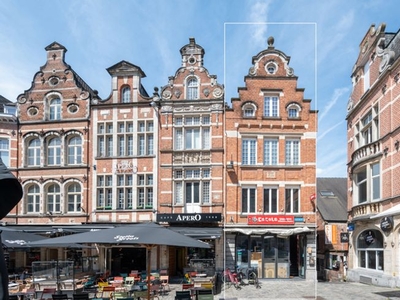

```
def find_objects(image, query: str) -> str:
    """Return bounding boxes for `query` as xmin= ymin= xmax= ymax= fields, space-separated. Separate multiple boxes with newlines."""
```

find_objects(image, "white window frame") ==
xmin=187 ymin=77 xmax=199 ymax=100
xmin=264 ymin=95 xmax=279 ymax=117
xmin=121 ymin=86 xmax=131 ymax=103
xmin=285 ymin=187 xmax=300 ymax=213
xmin=27 ymin=184 xmax=40 ymax=213
xmin=0 ymin=138 xmax=10 ymax=167
xmin=242 ymin=138 xmax=257 ymax=165
xmin=263 ymin=187 xmax=278 ymax=213
xmin=47 ymin=136 xmax=61 ymax=166
xmin=242 ymin=187 xmax=256 ymax=213
xmin=67 ymin=136 xmax=82 ymax=165
xmin=174 ymin=116 xmax=210 ymax=150
xmin=173 ymin=169 xmax=210 ymax=205
xmin=67 ymin=183 xmax=81 ymax=213
xmin=285 ymin=138 xmax=300 ymax=165
xmin=264 ymin=138 xmax=278 ymax=165
xmin=47 ymin=183 xmax=61 ymax=213
xmin=353 ymin=161 xmax=380 ymax=205
xmin=27 ymin=137 xmax=41 ymax=166
xmin=49 ymin=98 xmax=61 ymax=120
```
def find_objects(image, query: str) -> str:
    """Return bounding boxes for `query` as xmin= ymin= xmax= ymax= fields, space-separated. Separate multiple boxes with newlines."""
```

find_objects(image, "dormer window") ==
xmin=287 ymin=103 xmax=301 ymax=118
xmin=49 ymin=98 xmax=61 ymax=120
xmin=187 ymin=77 xmax=199 ymax=100
xmin=242 ymin=102 xmax=257 ymax=118
xmin=121 ymin=86 xmax=131 ymax=103
xmin=265 ymin=61 xmax=278 ymax=75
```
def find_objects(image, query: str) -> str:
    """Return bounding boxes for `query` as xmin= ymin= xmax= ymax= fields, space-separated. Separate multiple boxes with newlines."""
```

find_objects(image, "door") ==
xmin=185 ymin=182 xmax=200 ymax=213
xmin=263 ymin=236 xmax=290 ymax=279
xmin=277 ymin=238 xmax=290 ymax=278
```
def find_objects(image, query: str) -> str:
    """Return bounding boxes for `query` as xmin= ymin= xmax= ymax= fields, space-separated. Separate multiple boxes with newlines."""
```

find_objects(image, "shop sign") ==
xmin=364 ymin=230 xmax=375 ymax=245
xmin=347 ymin=222 xmax=355 ymax=231
xmin=340 ymin=232 xmax=349 ymax=243
xmin=156 ymin=213 xmax=222 ymax=223
xmin=247 ymin=215 xmax=294 ymax=225
xmin=380 ymin=216 xmax=393 ymax=232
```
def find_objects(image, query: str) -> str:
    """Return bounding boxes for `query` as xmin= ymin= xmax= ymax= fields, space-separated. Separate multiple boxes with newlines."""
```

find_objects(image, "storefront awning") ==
xmin=370 ymin=204 xmax=400 ymax=219
xmin=224 ymin=226 xmax=312 ymax=237
xmin=169 ymin=227 xmax=222 ymax=239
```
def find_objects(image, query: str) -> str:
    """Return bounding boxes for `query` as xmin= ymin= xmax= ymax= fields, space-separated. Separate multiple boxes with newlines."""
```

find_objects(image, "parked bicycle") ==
xmin=221 ymin=268 xmax=242 ymax=289
xmin=221 ymin=267 xmax=261 ymax=289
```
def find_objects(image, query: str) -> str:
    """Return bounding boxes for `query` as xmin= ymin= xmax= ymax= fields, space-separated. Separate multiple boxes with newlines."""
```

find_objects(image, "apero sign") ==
xmin=247 ymin=215 xmax=295 ymax=225
xmin=157 ymin=213 xmax=222 ymax=223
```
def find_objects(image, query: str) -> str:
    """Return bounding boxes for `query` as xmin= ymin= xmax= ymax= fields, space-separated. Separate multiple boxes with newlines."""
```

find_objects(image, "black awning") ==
xmin=168 ymin=227 xmax=222 ymax=239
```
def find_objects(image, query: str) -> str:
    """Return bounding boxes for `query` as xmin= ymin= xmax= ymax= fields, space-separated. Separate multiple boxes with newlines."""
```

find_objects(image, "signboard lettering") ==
xmin=247 ymin=215 xmax=295 ymax=225
xmin=157 ymin=213 xmax=222 ymax=223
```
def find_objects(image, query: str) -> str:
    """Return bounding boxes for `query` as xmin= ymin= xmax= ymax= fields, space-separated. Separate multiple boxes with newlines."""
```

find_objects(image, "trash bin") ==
xmin=213 ymin=271 xmax=222 ymax=295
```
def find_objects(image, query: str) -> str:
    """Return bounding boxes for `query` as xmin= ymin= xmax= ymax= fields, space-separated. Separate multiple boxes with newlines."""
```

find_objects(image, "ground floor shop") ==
xmin=224 ymin=226 xmax=315 ymax=280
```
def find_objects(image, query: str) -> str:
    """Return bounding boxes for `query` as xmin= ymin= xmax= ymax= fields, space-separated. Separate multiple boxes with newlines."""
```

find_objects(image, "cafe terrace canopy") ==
xmin=29 ymin=222 xmax=210 ymax=299
xmin=0 ymin=228 xmax=47 ymax=248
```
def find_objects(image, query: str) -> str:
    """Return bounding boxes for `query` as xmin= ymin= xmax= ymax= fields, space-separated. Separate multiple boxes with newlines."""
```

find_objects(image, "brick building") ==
xmin=1 ymin=37 xmax=317 ymax=280
xmin=347 ymin=23 xmax=400 ymax=287
xmin=224 ymin=37 xmax=317 ymax=280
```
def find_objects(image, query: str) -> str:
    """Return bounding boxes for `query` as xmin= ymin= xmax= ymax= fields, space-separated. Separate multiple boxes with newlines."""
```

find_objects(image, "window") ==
xmin=68 ymin=136 xmax=82 ymax=165
xmin=47 ymin=184 xmax=61 ymax=213
xmin=27 ymin=184 xmax=40 ymax=213
xmin=354 ymin=162 xmax=380 ymax=204
xmin=174 ymin=116 xmax=210 ymax=150
xmin=98 ymin=123 xmax=113 ymax=157
xmin=285 ymin=139 xmax=300 ymax=165
xmin=137 ymin=174 xmax=153 ymax=209
xmin=47 ymin=137 xmax=61 ymax=166
xmin=354 ymin=108 xmax=379 ymax=149
xmin=265 ymin=62 xmax=277 ymax=74
xmin=357 ymin=229 xmax=383 ymax=271
xmin=264 ymin=188 xmax=278 ymax=213
xmin=264 ymin=96 xmax=279 ymax=117
xmin=187 ymin=77 xmax=199 ymax=100
xmin=174 ymin=169 xmax=210 ymax=205
xmin=117 ymin=121 xmax=134 ymax=156
xmin=364 ymin=62 xmax=370 ymax=92
xmin=243 ymin=103 xmax=256 ymax=118
xmin=138 ymin=121 xmax=154 ymax=156
xmin=67 ymin=183 xmax=81 ymax=212
xmin=287 ymin=103 xmax=300 ymax=118
xmin=49 ymin=98 xmax=61 ymax=120
xmin=264 ymin=138 xmax=278 ymax=165
xmin=121 ymin=86 xmax=131 ymax=103
xmin=0 ymin=138 xmax=9 ymax=167
xmin=27 ymin=137 xmax=41 ymax=166
xmin=97 ymin=175 xmax=113 ymax=209
xmin=117 ymin=174 xmax=133 ymax=209
xmin=285 ymin=187 xmax=299 ymax=213
xmin=242 ymin=138 xmax=256 ymax=165
xmin=242 ymin=187 xmax=256 ymax=213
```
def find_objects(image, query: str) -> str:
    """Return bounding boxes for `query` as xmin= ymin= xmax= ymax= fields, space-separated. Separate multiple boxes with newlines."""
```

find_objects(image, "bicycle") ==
xmin=247 ymin=268 xmax=261 ymax=289
xmin=221 ymin=268 xmax=242 ymax=289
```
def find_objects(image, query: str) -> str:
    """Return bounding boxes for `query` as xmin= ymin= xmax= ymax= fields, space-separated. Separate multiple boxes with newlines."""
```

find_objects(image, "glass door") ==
xmin=277 ymin=238 xmax=290 ymax=278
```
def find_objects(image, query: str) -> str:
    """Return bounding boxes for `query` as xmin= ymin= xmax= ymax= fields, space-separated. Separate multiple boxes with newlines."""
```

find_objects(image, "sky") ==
xmin=0 ymin=0 xmax=399 ymax=178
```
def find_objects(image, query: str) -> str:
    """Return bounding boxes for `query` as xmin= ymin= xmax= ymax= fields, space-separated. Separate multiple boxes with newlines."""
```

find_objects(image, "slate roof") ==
xmin=317 ymin=177 xmax=348 ymax=222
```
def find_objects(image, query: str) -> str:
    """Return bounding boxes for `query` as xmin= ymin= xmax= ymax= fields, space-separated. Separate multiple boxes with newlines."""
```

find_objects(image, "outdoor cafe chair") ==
xmin=159 ymin=275 xmax=170 ymax=294
xmin=72 ymin=293 xmax=90 ymax=300
xmin=39 ymin=287 xmax=57 ymax=300
xmin=175 ymin=290 xmax=191 ymax=300
xmin=52 ymin=294 xmax=69 ymax=300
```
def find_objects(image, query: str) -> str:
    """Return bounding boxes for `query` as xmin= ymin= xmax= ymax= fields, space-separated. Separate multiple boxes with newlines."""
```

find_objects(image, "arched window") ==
xmin=121 ymin=86 xmax=131 ymax=103
xmin=27 ymin=138 xmax=41 ymax=166
xmin=68 ymin=136 xmax=82 ymax=165
xmin=27 ymin=184 xmax=40 ymax=213
xmin=242 ymin=103 xmax=256 ymax=118
xmin=187 ymin=77 xmax=198 ymax=100
xmin=47 ymin=183 xmax=61 ymax=213
xmin=49 ymin=98 xmax=61 ymax=120
xmin=287 ymin=103 xmax=301 ymax=118
xmin=47 ymin=137 xmax=61 ymax=166
xmin=357 ymin=229 xmax=384 ymax=270
xmin=67 ymin=183 xmax=81 ymax=212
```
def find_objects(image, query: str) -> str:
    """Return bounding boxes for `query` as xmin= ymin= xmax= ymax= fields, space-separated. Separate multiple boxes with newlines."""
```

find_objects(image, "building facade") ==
xmin=224 ymin=37 xmax=317 ymax=280
xmin=347 ymin=23 xmax=400 ymax=287
xmin=2 ymin=37 xmax=317 ymax=280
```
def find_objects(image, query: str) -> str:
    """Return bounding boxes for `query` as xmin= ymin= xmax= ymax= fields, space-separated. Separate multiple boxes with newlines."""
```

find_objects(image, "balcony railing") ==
xmin=351 ymin=141 xmax=381 ymax=167
xmin=351 ymin=201 xmax=382 ymax=219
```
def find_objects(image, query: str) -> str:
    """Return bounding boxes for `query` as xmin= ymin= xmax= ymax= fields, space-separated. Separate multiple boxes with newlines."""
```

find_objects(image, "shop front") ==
xmin=224 ymin=215 xmax=315 ymax=280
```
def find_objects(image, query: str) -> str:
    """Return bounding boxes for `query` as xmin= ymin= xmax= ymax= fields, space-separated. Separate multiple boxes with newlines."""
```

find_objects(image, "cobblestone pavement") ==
xmin=152 ymin=280 xmax=400 ymax=300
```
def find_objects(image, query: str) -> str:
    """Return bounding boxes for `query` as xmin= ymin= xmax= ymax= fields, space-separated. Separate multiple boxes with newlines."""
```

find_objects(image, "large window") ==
xmin=285 ymin=139 xmax=300 ymax=165
xmin=137 ymin=174 xmax=153 ymax=209
xmin=117 ymin=174 xmax=133 ymax=209
xmin=364 ymin=62 xmax=370 ymax=92
xmin=264 ymin=187 xmax=278 ymax=213
xmin=47 ymin=137 xmax=61 ymax=166
xmin=49 ymin=98 xmax=61 ymax=120
xmin=242 ymin=138 xmax=256 ymax=165
xmin=355 ymin=107 xmax=379 ymax=149
xmin=285 ymin=187 xmax=299 ymax=213
xmin=242 ymin=187 xmax=256 ymax=213
xmin=98 ymin=123 xmax=113 ymax=157
xmin=357 ymin=229 xmax=384 ymax=271
xmin=67 ymin=136 xmax=82 ymax=165
xmin=354 ymin=162 xmax=380 ymax=204
xmin=174 ymin=116 xmax=210 ymax=150
xmin=67 ymin=183 xmax=81 ymax=212
xmin=174 ymin=169 xmax=210 ymax=205
xmin=264 ymin=138 xmax=278 ymax=165
xmin=138 ymin=121 xmax=154 ymax=156
xmin=27 ymin=184 xmax=40 ymax=213
xmin=47 ymin=184 xmax=61 ymax=213
xmin=121 ymin=86 xmax=131 ymax=103
xmin=187 ymin=77 xmax=199 ymax=100
xmin=0 ymin=138 xmax=9 ymax=167
xmin=97 ymin=175 xmax=113 ymax=209
xmin=27 ymin=137 xmax=41 ymax=166
xmin=264 ymin=96 xmax=279 ymax=117
xmin=117 ymin=122 xmax=134 ymax=157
